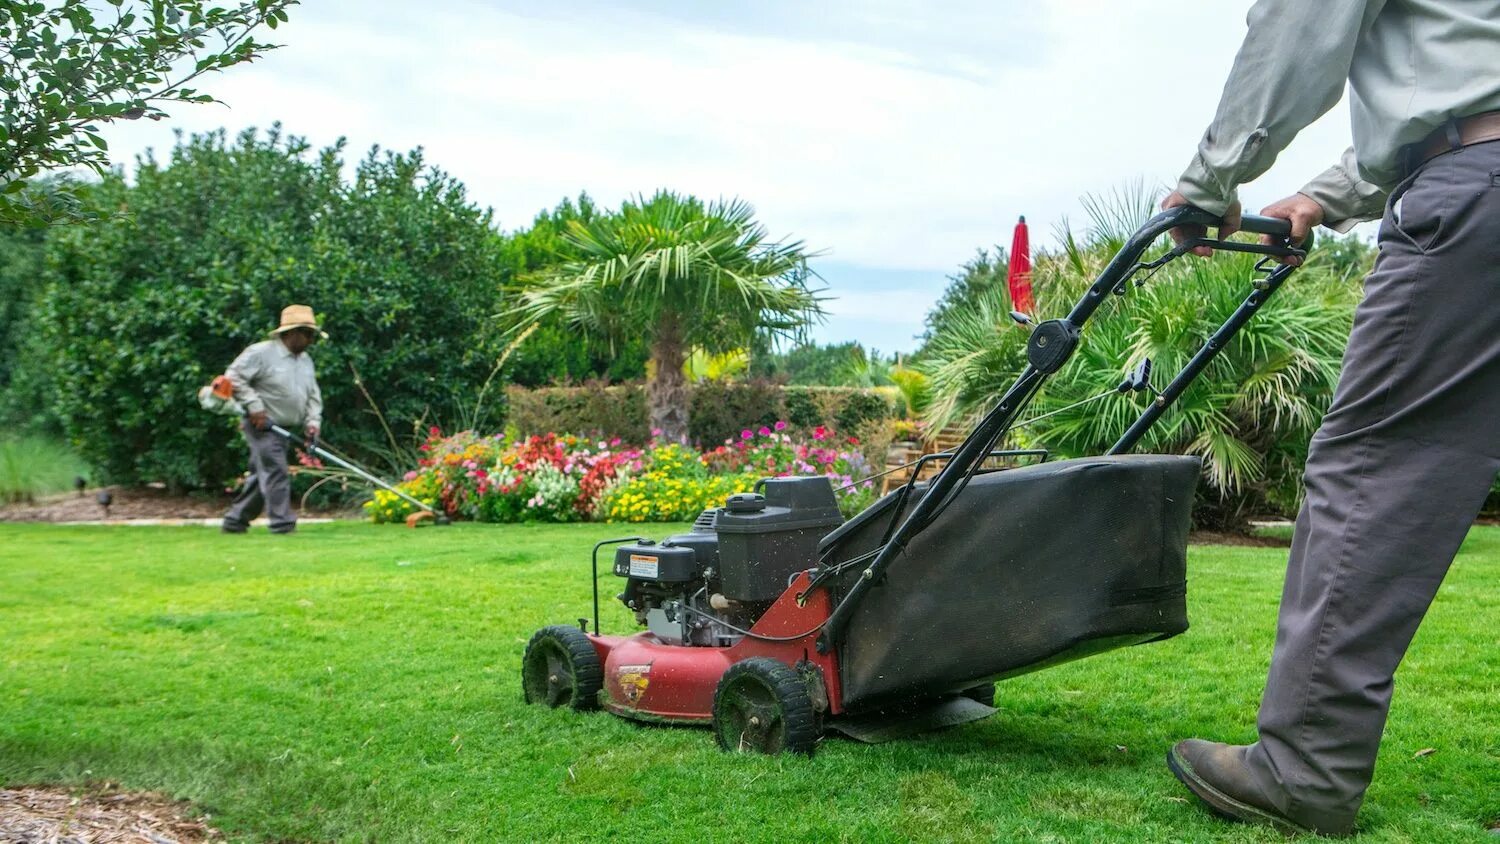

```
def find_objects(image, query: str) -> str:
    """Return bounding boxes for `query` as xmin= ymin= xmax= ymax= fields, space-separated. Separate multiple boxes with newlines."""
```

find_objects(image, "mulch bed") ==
xmin=1189 ymin=529 xmax=1292 ymax=548
xmin=0 ymin=487 xmax=352 ymax=523
xmin=0 ymin=487 xmax=229 ymax=523
xmin=0 ymin=785 xmax=220 ymax=843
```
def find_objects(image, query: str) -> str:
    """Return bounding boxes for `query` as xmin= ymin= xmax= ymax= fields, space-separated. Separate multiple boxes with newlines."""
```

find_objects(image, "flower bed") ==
xmin=366 ymin=424 xmax=877 ymax=524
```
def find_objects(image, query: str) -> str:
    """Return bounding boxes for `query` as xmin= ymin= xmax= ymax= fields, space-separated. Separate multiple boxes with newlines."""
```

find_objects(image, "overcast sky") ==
xmin=99 ymin=1 xmax=1364 ymax=353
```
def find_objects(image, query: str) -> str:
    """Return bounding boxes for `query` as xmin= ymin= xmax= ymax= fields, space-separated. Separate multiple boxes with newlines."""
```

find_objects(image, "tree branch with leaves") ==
xmin=0 ymin=0 xmax=296 ymax=226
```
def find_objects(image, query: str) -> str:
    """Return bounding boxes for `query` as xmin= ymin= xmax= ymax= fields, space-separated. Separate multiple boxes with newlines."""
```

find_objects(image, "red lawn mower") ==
xmin=522 ymin=208 xmax=1308 ymax=754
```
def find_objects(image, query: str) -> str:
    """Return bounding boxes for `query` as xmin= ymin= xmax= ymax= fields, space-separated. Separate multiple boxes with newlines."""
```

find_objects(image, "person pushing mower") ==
xmin=1159 ymin=0 xmax=1500 ymax=835
xmin=219 ymin=304 xmax=326 ymax=535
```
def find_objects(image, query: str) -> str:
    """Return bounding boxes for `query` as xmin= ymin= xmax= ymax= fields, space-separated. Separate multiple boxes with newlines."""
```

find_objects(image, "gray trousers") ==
xmin=223 ymin=421 xmax=296 ymax=532
xmin=1245 ymin=140 xmax=1500 ymax=829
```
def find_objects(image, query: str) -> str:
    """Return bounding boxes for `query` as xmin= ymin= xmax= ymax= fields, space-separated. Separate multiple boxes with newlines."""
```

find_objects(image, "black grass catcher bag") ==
xmin=819 ymin=454 xmax=1200 ymax=712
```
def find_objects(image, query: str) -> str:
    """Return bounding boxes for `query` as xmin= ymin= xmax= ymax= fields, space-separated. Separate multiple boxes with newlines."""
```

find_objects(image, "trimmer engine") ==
xmin=611 ymin=477 xmax=843 ymax=646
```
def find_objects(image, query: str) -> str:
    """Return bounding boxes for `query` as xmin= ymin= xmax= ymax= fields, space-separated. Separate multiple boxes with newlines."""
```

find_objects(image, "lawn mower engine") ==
xmin=611 ymin=477 xmax=841 ymax=648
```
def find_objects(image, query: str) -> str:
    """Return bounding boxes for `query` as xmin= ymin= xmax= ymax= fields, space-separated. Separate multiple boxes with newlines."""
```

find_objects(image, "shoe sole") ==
xmin=1166 ymin=747 xmax=1313 ymax=838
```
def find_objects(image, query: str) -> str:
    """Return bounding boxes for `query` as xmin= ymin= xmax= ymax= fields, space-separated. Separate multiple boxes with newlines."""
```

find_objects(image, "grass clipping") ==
xmin=0 ymin=785 xmax=220 ymax=843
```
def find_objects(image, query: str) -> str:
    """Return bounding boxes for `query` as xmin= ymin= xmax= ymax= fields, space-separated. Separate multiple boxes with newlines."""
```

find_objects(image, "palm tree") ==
xmin=508 ymin=191 xmax=824 ymax=443
xmin=920 ymin=186 xmax=1364 ymax=526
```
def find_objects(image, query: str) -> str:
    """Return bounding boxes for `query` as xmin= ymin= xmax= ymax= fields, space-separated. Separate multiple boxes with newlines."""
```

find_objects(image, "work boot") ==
xmin=1167 ymin=739 xmax=1351 ymax=837
xmin=221 ymin=520 xmax=248 ymax=534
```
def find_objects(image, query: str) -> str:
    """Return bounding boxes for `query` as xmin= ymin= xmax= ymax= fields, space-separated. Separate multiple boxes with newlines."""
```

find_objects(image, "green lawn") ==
xmin=1 ymin=522 xmax=1495 ymax=843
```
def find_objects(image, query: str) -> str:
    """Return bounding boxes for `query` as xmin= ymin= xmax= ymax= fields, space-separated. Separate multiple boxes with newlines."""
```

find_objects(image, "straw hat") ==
xmin=270 ymin=304 xmax=328 ymax=339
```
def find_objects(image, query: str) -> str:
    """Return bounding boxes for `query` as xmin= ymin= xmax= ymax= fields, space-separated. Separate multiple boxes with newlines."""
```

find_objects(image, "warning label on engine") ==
xmin=628 ymin=554 xmax=659 ymax=578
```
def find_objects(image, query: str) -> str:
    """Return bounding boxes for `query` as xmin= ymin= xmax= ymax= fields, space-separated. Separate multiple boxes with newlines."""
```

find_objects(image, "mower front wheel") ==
xmin=712 ymin=658 xmax=819 ymax=756
xmin=522 ymin=625 xmax=602 ymax=711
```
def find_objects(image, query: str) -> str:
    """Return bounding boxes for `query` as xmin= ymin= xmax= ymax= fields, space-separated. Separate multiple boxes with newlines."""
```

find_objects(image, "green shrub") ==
xmin=505 ymin=382 xmax=899 ymax=448
xmin=782 ymin=387 xmax=822 ymax=429
xmin=0 ymin=437 xmax=87 ymax=503
xmin=833 ymin=389 xmax=895 ymax=433
xmin=25 ymin=127 xmax=507 ymax=489
xmin=688 ymin=379 xmax=783 ymax=445
xmin=505 ymin=383 xmax=649 ymax=442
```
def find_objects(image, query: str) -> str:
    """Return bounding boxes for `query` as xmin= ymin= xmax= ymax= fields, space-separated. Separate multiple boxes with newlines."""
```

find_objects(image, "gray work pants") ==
xmin=223 ymin=420 xmax=296 ymax=532
xmin=1245 ymin=140 xmax=1500 ymax=830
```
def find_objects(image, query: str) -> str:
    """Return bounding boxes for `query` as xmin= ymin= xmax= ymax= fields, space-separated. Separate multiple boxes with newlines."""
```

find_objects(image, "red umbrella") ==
xmin=1007 ymin=215 xmax=1034 ymax=314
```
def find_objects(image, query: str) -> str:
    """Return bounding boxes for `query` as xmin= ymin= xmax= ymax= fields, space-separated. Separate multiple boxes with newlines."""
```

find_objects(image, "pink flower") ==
xmin=741 ymin=429 xmax=754 ymax=440
xmin=813 ymin=426 xmax=828 ymax=440
xmin=774 ymin=420 xmax=788 ymax=431
xmin=609 ymin=437 xmax=621 ymax=446
xmin=758 ymin=426 xmax=772 ymax=436
xmin=429 ymin=426 xmax=441 ymax=437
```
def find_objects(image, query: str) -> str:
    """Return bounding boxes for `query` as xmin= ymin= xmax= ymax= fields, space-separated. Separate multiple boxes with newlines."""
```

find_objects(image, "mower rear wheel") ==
xmin=522 ymin=625 xmax=602 ymax=711
xmin=712 ymin=658 xmax=819 ymax=756
xmin=961 ymin=682 xmax=996 ymax=708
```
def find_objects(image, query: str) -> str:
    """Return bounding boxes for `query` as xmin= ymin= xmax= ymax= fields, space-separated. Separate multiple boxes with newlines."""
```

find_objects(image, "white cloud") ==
xmin=96 ymin=1 xmax=1365 ymax=352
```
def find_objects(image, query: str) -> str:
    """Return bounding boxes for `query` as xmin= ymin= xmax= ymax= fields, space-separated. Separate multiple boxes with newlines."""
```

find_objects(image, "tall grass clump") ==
xmin=0 ymin=437 xmax=86 ymax=504
xmin=921 ymin=187 xmax=1368 ymax=527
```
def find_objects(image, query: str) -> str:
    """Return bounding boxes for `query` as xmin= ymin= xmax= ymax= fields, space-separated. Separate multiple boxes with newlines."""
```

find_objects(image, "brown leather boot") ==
xmin=1167 ymin=739 xmax=1352 ymax=837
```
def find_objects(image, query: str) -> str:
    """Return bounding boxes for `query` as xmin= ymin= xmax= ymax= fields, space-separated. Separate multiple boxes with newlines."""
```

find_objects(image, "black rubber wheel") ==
xmin=960 ymin=682 xmax=996 ymax=708
xmin=712 ymin=657 xmax=819 ymax=756
xmin=521 ymin=625 xmax=602 ymax=711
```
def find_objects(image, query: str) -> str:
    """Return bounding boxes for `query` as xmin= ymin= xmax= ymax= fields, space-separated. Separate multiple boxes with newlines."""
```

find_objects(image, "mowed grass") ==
xmin=0 ymin=522 xmax=1495 ymax=843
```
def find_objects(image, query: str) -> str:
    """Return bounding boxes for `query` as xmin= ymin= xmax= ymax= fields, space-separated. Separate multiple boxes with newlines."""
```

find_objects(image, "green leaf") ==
xmin=3 ymin=179 xmax=28 ymax=194
xmin=85 ymin=132 xmax=107 ymax=150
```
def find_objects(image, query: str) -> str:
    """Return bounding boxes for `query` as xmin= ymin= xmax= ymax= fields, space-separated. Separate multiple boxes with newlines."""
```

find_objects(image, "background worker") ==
xmin=221 ymin=304 xmax=326 ymax=535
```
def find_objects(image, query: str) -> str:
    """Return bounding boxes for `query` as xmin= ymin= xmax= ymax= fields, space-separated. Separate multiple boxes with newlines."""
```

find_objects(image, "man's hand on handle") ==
xmin=1257 ymin=193 xmax=1324 ymax=266
xmin=1163 ymin=190 xmax=1324 ymax=266
xmin=305 ymin=423 xmax=320 ymax=440
xmin=248 ymin=410 xmax=269 ymax=431
xmin=1162 ymin=190 xmax=1241 ymax=257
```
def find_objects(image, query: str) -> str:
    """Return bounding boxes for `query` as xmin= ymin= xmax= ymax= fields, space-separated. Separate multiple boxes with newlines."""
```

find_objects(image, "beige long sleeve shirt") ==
xmin=1177 ymin=0 xmax=1500 ymax=231
xmin=226 ymin=339 xmax=323 ymax=429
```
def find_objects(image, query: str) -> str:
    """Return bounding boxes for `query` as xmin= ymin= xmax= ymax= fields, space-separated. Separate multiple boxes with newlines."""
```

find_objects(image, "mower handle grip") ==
xmin=1237 ymin=213 xmax=1294 ymax=239
xmin=1163 ymin=206 xmax=1310 ymax=250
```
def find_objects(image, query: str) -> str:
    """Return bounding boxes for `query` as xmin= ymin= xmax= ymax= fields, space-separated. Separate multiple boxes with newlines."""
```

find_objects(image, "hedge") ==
xmin=505 ymin=382 xmax=899 ymax=446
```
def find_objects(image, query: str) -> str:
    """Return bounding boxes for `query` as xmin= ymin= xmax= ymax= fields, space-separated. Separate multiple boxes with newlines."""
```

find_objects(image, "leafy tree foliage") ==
xmin=0 ymin=0 xmax=295 ymax=226
xmin=0 ymin=223 xmax=42 ymax=390
xmin=27 ymin=126 xmax=506 ymax=488
xmin=750 ymin=340 xmax=863 ymax=385
xmin=918 ymin=246 xmax=1008 ymax=349
xmin=497 ymin=194 xmax=648 ymax=385
xmin=508 ymin=191 xmax=823 ymax=443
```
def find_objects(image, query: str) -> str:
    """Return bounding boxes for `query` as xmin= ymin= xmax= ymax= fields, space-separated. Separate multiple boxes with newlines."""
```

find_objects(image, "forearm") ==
xmin=1177 ymin=0 xmax=1384 ymax=213
xmin=1297 ymin=147 xmax=1387 ymax=232
xmin=305 ymin=381 xmax=323 ymax=428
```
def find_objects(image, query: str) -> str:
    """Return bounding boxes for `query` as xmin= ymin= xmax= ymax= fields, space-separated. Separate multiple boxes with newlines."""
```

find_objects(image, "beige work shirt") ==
xmin=1177 ymin=0 xmax=1500 ymax=231
xmin=227 ymin=339 xmax=323 ymax=429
